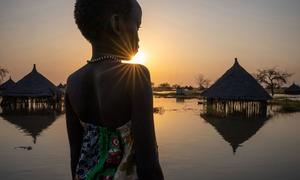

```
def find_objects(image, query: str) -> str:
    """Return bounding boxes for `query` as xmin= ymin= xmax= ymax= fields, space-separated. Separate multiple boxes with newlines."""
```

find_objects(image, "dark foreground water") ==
xmin=0 ymin=98 xmax=300 ymax=180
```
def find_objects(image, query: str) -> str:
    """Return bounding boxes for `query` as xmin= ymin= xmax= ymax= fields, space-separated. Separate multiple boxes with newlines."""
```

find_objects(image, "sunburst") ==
xmin=126 ymin=50 xmax=146 ymax=65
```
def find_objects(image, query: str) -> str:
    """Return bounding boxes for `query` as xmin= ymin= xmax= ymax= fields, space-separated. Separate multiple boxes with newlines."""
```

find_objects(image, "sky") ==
xmin=0 ymin=0 xmax=300 ymax=86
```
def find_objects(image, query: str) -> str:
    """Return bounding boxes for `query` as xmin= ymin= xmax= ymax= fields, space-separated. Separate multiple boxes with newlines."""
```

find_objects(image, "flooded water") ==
xmin=0 ymin=98 xmax=300 ymax=180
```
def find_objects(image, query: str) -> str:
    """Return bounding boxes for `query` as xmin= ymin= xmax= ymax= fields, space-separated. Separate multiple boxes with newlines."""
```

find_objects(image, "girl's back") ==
xmin=66 ymin=62 xmax=135 ymax=128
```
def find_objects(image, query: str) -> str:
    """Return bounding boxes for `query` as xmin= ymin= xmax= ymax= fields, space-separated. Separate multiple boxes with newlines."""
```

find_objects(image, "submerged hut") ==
xmin=0 ymin=77 xmax=16 ymax=91
xmin=57 ymin=83 xmax=65 ymax=89
xmin=176 ymin=87 xmax=187 ymax=95
xmin=285 ymin=83 xmax=300 ymax=95
xmin=0 ymin=64 xmax=63 ymax=111
xmin=201 ymin=58 xmax=272 ymax=117
xmin=57 ymin=83 xmax=66 ymax=96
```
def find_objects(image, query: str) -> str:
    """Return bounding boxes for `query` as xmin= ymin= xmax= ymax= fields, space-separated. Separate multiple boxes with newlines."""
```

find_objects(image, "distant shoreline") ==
xmin=153 ymin=90 xmax=201 ymax=99
xmin=153 ymin=91 xmax=300 ymax=113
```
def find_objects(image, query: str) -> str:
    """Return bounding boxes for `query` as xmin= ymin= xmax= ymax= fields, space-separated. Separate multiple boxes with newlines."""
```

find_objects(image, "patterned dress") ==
xmin=75 ymin=121 xmax=137 ymax=180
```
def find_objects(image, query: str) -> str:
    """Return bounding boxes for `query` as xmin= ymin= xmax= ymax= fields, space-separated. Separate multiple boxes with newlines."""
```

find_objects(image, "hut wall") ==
xmin=0 ymin=96 xmax=64 ymax=113
xmin=204 ymin=98 xmax=268 ymax=118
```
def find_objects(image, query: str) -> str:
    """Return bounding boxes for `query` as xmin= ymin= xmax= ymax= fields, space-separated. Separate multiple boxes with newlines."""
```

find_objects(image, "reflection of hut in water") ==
xmin=201 ymin=58 xmax=272 ymax=117
xmin=0 ymin=64 xmax=63 ymax=111
xmin=285 ymin=83 xmax=300 ymax=95
xmin=201 ymin=114 xmax=269 ymax=154
xmin=0 ymin=110 xmax=60 ymax=144
xmin=0 ymin=77 xmax=16 ymax=91
xmin=176 ymin=97 xmax=185 ymax=103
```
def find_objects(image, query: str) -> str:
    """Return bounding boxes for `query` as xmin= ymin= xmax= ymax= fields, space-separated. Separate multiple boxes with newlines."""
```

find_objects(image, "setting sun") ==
xmin=127 ymin=51 xmax=147 ymax=65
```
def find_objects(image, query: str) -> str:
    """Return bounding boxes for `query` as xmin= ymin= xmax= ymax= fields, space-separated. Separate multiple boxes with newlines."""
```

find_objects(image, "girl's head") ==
xmin=74 ymin=0 xmax=142 ymax=60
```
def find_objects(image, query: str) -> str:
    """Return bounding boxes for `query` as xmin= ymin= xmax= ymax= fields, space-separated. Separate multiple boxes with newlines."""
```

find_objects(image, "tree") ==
xmin=195 ymin=74 xmax=210 ymax=90
xmin=184 ymin=85 xmax=194 ymax=90
xmin=151 ymin=82 xmax=155 ymax=88
xmin=158 ymin=83 xmax=172 ymax=91
xmin=255 ymin=67 xmax=292 ymax=96
xmin=159 ymin=83 xmax=171 ymax=88
xmin=0 ymin=67 xmax=9 ymax=84
xmin=172 ymin=84 xmax=180 ymax=89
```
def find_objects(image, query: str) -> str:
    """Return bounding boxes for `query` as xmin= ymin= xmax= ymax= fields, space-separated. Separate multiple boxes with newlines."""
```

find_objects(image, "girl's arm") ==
xmin=129 ymin=64 xmax=164 ymax=180
xmin=65 ymin=91 xmax=83 ymax=179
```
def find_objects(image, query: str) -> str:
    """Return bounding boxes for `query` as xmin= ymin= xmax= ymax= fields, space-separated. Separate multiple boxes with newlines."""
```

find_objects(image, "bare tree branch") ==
xmin=195 ymin=74 xmax=210 ymax=90
xmin=255 ymin=67 xmax=292 ymax=96
xmin=0 ymin=67 xmax=9 ymax=84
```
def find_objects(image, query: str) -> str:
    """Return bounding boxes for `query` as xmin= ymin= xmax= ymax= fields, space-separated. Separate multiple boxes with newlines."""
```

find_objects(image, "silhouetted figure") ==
xmin=66 ymin=0 xmax=163 ymax=179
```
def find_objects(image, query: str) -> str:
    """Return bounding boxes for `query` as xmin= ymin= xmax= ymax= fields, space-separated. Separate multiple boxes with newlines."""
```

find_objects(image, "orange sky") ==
xmin=1 ymin=0 xmax=300 ymax=86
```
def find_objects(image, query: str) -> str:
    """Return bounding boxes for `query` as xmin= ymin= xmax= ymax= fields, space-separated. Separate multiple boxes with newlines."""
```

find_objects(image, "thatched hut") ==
xmin=0 ymin=77 xmax=16 ymax=91
xmin=57 ymin=83 xmax=66 ymax=96
xmin=57 ymin=83 xmax=64 ymax=89
xmin=0 ymin=64 xmax=63 ymax=111
xmin=201 ymin=58 xmax=272 ymax=117
xmin=176 ymin=87 xmax=187 ymax=95
xmin=285 ymin=83 xmax=300 ymax=95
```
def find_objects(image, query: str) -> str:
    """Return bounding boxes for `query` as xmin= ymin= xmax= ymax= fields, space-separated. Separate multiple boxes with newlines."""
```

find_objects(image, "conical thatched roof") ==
xmin=57 ymin=83 xmax=64 ymax=89
xmin=201 ymin=58 xmax=272 ymax=101
xmin=0 ymin=77 xmax=16 ymax=91
xmin=1 ymin=64 xmax=60 ymax=97
xmin=285 ymin=83 xmax=300 ymax=95
xmin=201 ymin=114 xmax=269 ymax=154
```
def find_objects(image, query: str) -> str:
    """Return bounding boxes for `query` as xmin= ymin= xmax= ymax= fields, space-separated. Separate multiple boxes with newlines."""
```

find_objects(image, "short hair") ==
xmin=74 ymin=0 xmax=133 ymax=42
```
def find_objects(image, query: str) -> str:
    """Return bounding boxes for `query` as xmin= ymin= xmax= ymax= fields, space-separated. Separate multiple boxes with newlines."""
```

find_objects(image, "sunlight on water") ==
xmin=0 ymin=98 xmax=300 ymax=179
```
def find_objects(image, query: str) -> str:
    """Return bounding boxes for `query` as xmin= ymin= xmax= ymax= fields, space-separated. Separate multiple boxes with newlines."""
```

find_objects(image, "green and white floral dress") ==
xmin=75 ymin=121 xmax=137 ymax=180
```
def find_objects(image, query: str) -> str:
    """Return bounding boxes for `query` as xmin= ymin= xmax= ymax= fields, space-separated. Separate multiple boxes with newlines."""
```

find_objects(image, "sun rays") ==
xmin=129 ymin=51 xmax=146 ymax=65
xmin=121 ymin=50 xmax=147 ymax=65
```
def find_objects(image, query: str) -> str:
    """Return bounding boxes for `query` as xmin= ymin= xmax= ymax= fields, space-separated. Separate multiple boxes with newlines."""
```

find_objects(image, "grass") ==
xmin=270 ymin=98 xmax=300 ymax=113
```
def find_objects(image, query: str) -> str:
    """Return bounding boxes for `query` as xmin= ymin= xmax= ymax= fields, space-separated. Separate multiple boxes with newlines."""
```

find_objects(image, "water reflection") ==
xmin=201 ymin=114 xmax=270 ymax=154
xmin=176 ymin=97 xmax=185 ymax=103
xmin=0 ymin=110 xmax=62 ymax=144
